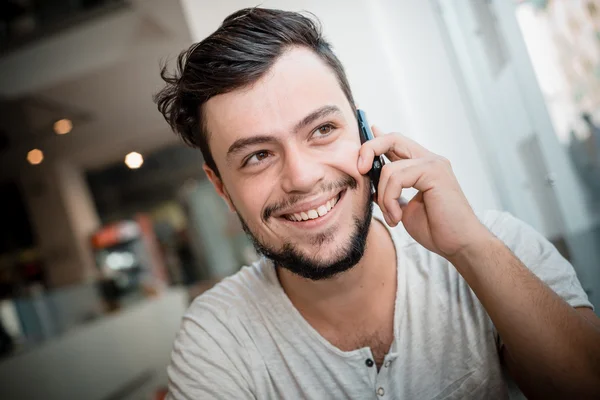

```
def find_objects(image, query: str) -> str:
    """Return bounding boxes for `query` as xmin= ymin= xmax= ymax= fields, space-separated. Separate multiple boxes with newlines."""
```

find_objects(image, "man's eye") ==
xmin=312 ymin=124 xmax=334 ymax=138
xmin=254 ymin=151 xmax=269 ymax=160
xmin=244 ymin=150 xmax=270 ymax=166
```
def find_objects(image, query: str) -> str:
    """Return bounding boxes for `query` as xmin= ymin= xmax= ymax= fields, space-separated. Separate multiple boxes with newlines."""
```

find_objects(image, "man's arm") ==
xmin=502 ymin=308 xmax=600 ymax=399
xmin=448 ymin=237 xmax=600 ymax=399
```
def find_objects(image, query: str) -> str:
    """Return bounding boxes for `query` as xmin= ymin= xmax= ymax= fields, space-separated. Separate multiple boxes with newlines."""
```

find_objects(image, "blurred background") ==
xmin=0 ymin=0 xmax=598 ymax=398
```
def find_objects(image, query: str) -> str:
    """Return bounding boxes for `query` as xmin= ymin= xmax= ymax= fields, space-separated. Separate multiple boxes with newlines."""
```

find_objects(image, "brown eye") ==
xmin=243 ymin=150 xmax=272 ymax=167
xmin=313 ymin=124 xmax=334 ymax=138
xmin=256 ymin=151 xmax=269 ymax=160
xmin=319 ymin=125 xmax=332 ymax=134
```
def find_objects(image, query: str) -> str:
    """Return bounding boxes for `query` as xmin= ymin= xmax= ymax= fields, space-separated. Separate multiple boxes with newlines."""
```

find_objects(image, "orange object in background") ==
xmin=91 ymin=221 xmax=140 ymax=250
xmin=155 ymin=387 xmax=168 ymax=400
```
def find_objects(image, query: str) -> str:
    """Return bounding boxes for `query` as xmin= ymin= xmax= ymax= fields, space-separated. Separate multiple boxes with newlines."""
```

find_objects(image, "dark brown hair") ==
xmin=154 ymin=7 xmax=356 ymax=177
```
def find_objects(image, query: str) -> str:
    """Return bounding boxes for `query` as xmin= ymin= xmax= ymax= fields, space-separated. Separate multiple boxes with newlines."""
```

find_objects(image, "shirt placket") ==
xmin=374 ymin=353 xmax=397 ymax=398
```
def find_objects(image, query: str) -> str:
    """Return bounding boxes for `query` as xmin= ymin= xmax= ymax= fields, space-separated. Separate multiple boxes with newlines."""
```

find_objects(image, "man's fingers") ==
xmin=357 ymin=141 xmax=377 ymax=174
xmin=371 ymin=125 xmax=385 ymax=138
xmin=376 ymin=159 xmax=421 ymax=222
xmin=381 ymin=173 xmax=404 ymax=226
xmin=375 ymin=156 xmax=448 ymax=225
xmin=357 ymin=131 xmax=429 ymax=174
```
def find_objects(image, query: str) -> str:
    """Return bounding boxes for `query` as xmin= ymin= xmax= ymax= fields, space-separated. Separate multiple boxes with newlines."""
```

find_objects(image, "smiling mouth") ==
xmin=282 ymin=191 xmax=343 ymax=222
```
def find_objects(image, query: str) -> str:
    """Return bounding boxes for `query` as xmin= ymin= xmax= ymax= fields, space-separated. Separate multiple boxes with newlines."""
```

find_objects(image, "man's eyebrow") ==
xmin=226 ymin=136 xmax=278 ymax=161
xmin=293 ymin=105 xmax=342 ymax=134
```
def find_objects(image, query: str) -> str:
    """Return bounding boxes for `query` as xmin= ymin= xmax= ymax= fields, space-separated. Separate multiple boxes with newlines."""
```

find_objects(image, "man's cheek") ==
xmin=235 ymin=187 xmax=274 ymax=223
xmin=227 ymin=190 xmax=257 ymax=219
xmin=321 ymin=138 xmax=362 ymax=178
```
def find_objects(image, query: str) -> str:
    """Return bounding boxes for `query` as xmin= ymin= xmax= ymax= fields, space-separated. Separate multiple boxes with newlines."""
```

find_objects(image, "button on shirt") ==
xmin=167 ymin=209 xmax=593 ymax=400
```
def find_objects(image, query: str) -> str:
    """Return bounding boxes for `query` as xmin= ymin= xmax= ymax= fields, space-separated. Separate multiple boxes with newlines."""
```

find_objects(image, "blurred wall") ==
xmin=186 ymin=180 xmax=240 ymax=279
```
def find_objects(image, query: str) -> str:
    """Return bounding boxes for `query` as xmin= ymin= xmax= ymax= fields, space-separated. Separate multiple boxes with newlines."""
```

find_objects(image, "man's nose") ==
xmin=280 ymin=148 xmax=324 ymax=194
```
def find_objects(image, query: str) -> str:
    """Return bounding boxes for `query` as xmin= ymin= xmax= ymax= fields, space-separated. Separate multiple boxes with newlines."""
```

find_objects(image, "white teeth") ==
xmin=285 ymin=193 xmax=341 ymax=221
xmin=317 ymin=205 xmax=328 ymax=217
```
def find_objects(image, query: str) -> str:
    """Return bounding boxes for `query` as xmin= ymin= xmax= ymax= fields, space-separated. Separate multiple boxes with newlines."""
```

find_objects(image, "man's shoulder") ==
xmin=167 ymin=263 xmax=274 ymax=398
xmin=184 ymin=259 xmax=275 ymax=327
xmin=475 ymin=209 xmax=543 ymax=247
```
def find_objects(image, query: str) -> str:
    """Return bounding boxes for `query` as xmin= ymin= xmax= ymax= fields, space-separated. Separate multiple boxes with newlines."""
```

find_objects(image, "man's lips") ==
xmin=283 ymin=192 xmax=342 ymax=222
xmin=272 ymin=190 xmax=345 ymax=222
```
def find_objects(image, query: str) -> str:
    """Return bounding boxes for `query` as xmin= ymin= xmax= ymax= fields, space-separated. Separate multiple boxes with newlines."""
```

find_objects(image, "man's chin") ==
xmin=266 ymin=212 xmax=373 ymax=281
xmin=275 ymin=254 xmax=357 ymax=281
xmin=281 ymin=230 xmax=343 ymax=255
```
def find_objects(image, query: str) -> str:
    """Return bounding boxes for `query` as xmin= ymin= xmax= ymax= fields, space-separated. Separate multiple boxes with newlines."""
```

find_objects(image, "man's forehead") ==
xmin=204 ymin=47 xmax=350 ymax=152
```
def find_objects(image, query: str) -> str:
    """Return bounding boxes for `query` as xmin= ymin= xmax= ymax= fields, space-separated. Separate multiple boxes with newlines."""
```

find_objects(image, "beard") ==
xmin=235 ymin=175 xmax=373 ymax=281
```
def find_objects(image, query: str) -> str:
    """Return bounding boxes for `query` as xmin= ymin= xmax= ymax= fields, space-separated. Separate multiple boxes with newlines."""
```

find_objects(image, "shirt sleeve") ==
xmin=482 ymin=210 xmax=593 ymax=310
xmin=166 ymin=301 xmax=255 ymax=400
xmin=480 ymin=210 xmax=593 ymax=349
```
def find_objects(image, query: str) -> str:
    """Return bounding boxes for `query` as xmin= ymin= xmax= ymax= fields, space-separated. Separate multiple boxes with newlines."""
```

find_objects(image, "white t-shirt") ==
xmin=167 ymin=209 xmax=592 ymax=400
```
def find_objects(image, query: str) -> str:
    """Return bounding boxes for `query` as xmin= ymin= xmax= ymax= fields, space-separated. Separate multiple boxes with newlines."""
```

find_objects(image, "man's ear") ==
xmin=203 ymin=163 xmax=235 ymax=212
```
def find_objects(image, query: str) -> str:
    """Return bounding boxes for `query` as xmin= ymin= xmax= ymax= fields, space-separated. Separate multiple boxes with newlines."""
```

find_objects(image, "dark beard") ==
xmin=236 ymin=177 xmax=373 ymax=281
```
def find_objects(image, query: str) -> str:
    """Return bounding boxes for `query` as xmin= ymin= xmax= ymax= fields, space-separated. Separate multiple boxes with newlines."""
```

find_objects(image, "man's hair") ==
xmin=154 ymin=7 xmax=356 ymax=177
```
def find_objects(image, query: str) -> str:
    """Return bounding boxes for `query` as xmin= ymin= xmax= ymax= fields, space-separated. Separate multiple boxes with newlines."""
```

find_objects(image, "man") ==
xmin=155 ymin=8 xmax=600 ymax=399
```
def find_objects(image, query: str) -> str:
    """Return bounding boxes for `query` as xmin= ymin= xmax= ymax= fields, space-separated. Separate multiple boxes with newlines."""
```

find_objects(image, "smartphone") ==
xmin=357 ymin=109 xmax=384 ymax=196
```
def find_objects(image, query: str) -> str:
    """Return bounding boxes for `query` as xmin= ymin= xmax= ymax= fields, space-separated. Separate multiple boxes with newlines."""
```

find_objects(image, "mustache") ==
xmin=263 ymin=175 xmax=358 ymax=220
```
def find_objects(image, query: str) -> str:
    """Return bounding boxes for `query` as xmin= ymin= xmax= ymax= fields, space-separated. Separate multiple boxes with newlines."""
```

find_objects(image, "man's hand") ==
xmin=357 ymin=127 xmax=493 ymax=259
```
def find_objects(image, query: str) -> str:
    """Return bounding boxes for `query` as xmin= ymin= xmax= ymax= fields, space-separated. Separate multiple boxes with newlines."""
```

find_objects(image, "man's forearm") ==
xmin=448 ymin=236 xmax=600 ymax=397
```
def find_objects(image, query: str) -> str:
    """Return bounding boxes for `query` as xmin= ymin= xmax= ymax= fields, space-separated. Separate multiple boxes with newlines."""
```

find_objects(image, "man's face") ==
xmin=204 ymin=47 xmax=372 ymax=280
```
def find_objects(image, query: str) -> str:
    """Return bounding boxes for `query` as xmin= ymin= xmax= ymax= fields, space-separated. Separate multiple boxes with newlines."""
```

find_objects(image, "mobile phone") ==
xmin=357 ymin=109 xmax=384 ymax=196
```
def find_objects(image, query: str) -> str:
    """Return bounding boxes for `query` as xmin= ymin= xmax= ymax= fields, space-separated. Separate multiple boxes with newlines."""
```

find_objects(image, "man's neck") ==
xmin=277 ymin=218 xmax=397 ymax=331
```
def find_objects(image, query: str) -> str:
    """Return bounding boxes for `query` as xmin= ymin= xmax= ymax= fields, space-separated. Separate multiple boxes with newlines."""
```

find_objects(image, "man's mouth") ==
xmin=282 ymin=191 xmax=343 ymax=222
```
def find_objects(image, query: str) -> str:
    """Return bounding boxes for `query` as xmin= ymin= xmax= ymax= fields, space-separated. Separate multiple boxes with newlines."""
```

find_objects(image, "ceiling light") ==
xmin=27 ymin=149 xmax=44 ymax=165
xmin=53 ymin=118 xmax=72 ymax=135
xmin=125 ymin=152 xmax=143 ymax=169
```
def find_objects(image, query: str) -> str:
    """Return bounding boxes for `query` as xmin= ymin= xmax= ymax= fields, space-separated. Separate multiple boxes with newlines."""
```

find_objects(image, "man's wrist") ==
xmin=447 ymin=230 xmax=503 ymax=273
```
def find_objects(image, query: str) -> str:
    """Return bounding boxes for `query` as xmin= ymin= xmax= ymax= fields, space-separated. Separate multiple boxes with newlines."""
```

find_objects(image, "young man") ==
xmin=156 ymin=8 xmax=600 ymax=400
